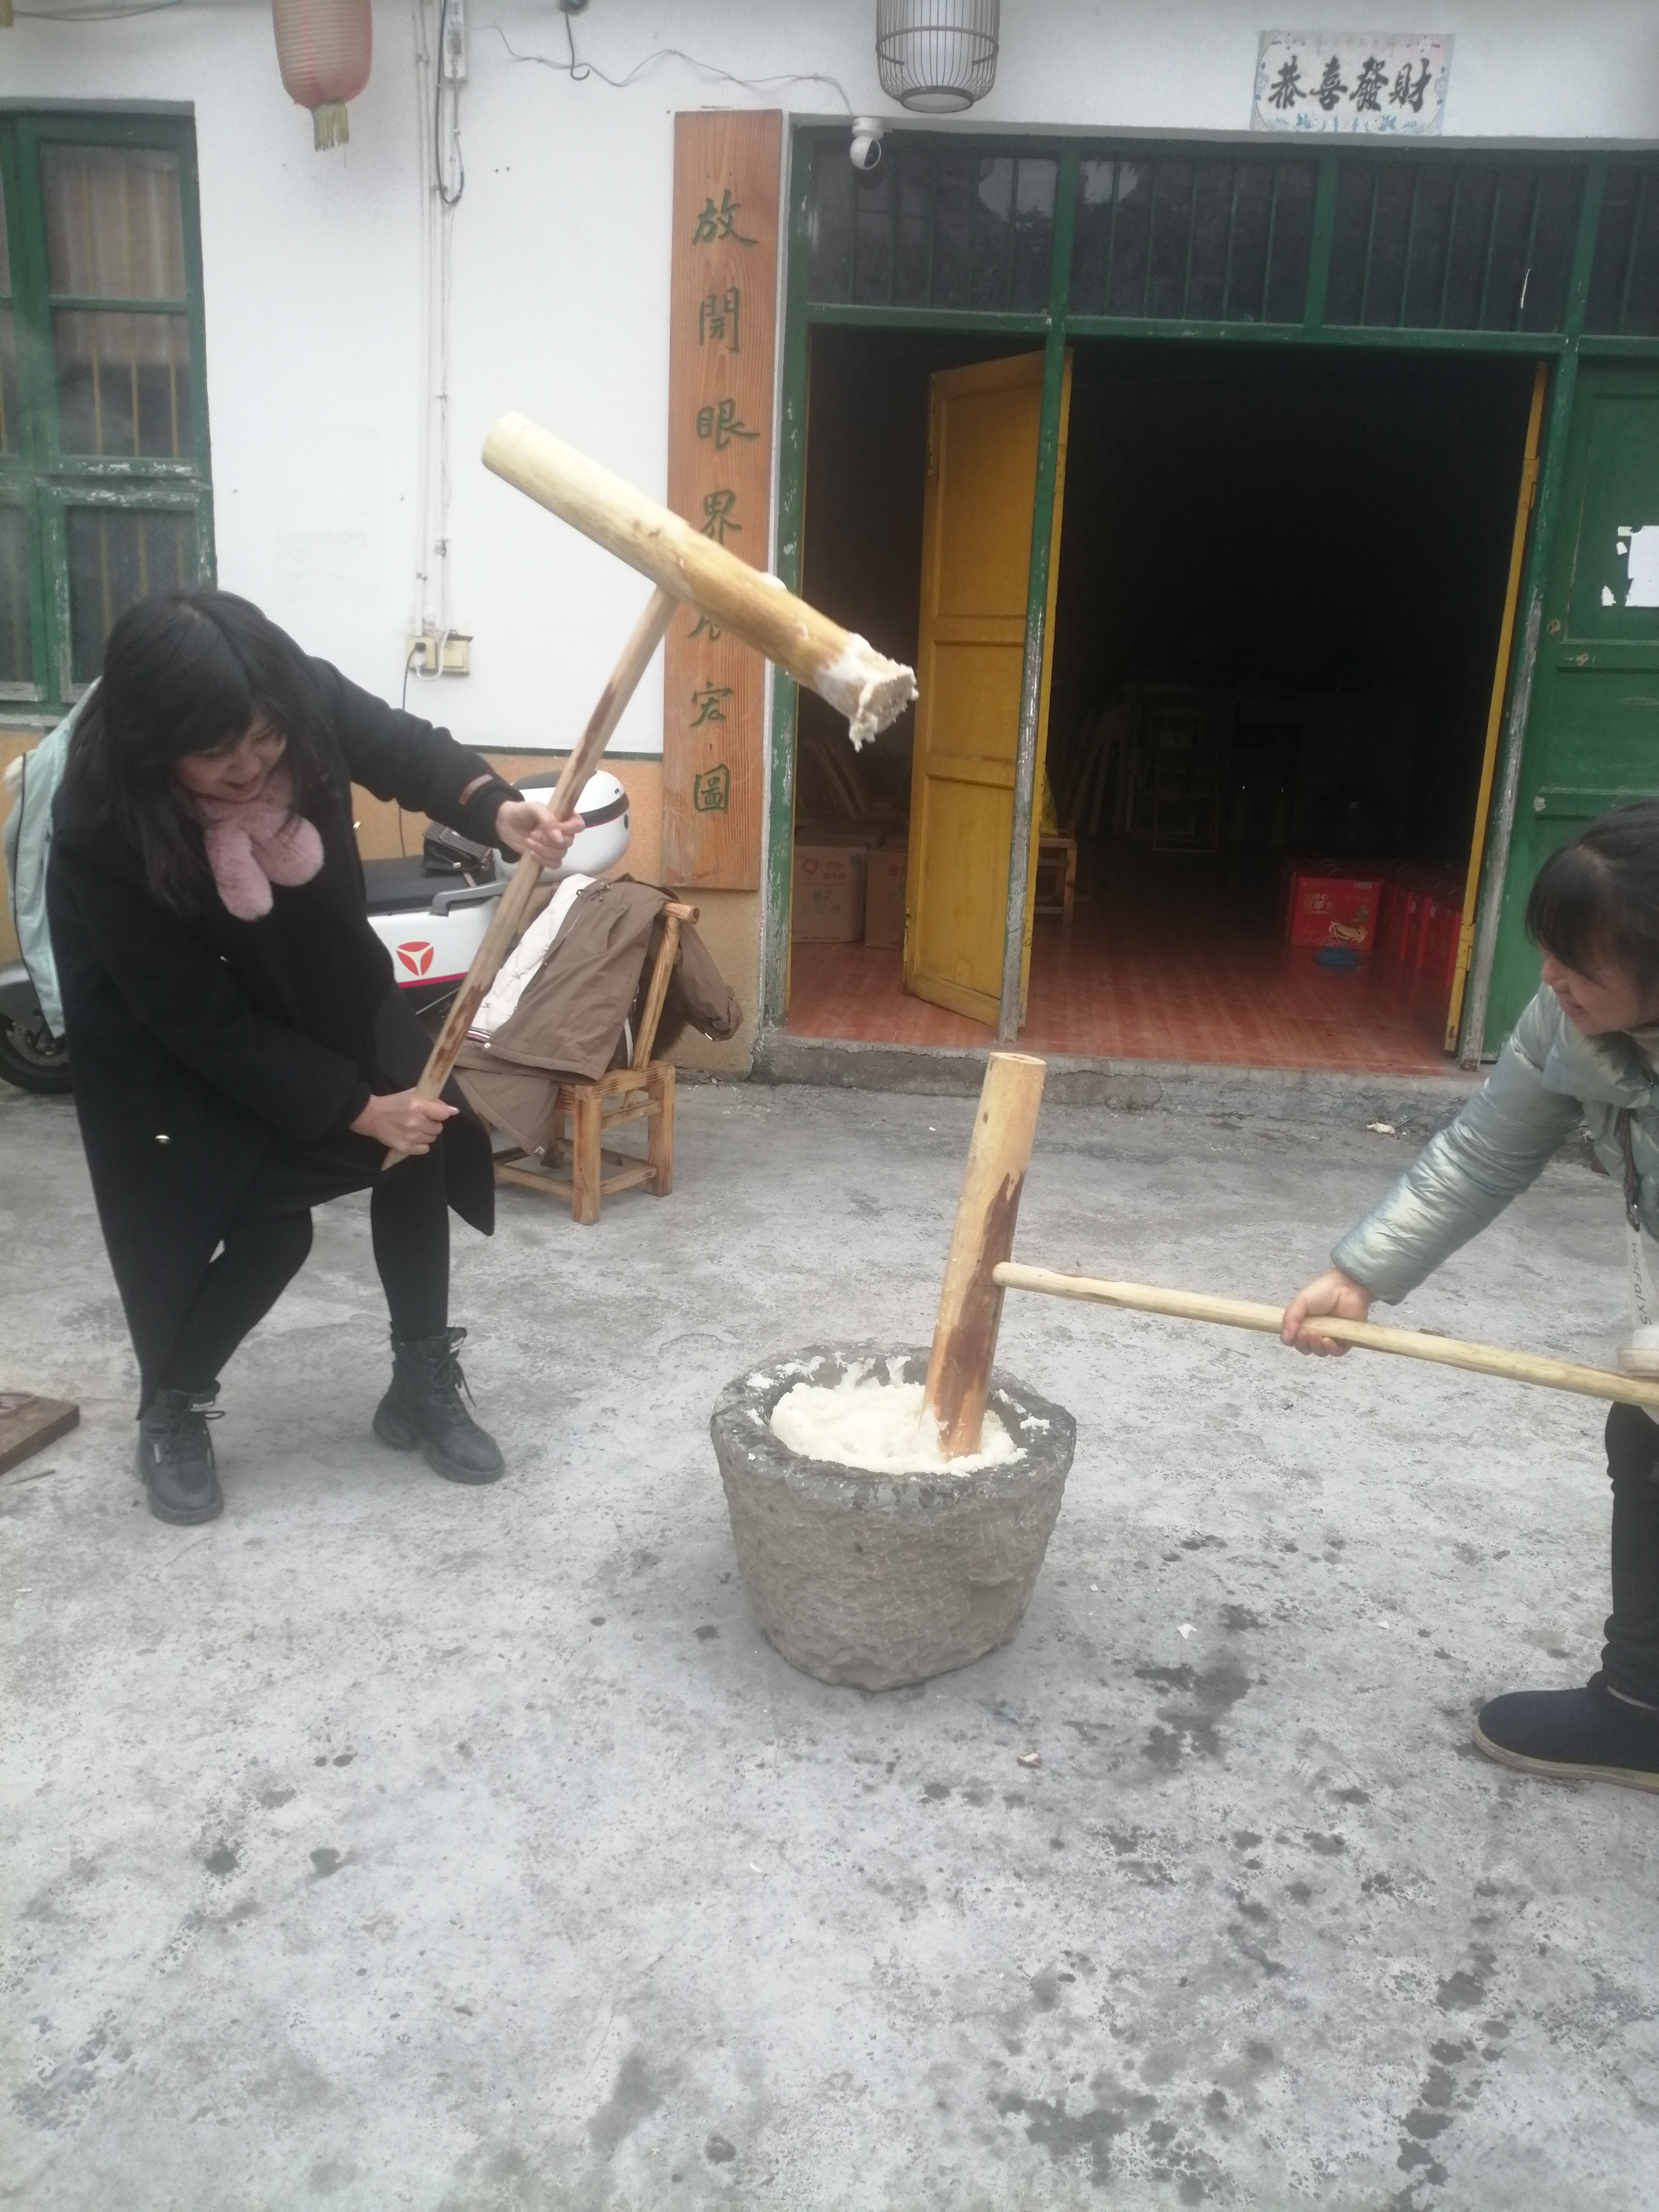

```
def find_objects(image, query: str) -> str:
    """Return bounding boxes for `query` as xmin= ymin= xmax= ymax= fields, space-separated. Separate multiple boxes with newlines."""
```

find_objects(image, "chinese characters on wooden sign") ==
xmin=663 ymin=111 xmax=781 ymax=887
xmin=1252 ymin=32 xmax=1453 ymax=135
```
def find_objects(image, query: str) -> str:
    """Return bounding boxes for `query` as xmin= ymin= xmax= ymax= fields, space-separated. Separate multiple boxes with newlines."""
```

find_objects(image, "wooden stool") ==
xmin=492 ymin=900 xmax=694 ymax=1226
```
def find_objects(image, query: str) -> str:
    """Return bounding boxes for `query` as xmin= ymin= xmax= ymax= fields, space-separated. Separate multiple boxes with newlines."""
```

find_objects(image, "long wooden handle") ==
xmin=381 ymin=587 xmax=676 ymax=1168
xmin=993 ymin=1262 xmax=1659 ymax=1412
xmin=482 ymin=413 xmax=916 ymax=748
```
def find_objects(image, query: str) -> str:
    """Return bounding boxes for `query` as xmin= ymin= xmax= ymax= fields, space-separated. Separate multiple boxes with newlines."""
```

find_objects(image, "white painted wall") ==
xmin=4 ymin=0 xmax=1656 ymax=756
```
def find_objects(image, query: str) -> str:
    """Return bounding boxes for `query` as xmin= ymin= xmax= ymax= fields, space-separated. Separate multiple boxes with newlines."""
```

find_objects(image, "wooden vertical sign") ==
xmin=662 ymin=110 xmax=781 ymax=889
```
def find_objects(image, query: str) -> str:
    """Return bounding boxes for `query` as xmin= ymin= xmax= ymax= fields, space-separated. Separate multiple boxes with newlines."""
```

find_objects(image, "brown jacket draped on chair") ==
xmin=453 ymin=878 xmax=739 ymax=1157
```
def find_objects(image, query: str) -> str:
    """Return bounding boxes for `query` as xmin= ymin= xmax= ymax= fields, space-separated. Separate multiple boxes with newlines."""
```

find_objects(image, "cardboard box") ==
xmin=1283 ymin=866 xmax=1382 ymax=953
xmin=863 ymin=848 xmax=908 ymax=951
xmin=792 ymin=844 xmax=867 ymax=941
xmin=795 ymin=815 xmax=897 ymax=849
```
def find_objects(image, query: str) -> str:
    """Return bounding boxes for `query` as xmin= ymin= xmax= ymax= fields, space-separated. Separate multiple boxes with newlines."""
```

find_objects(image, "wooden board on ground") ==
xmin=0 ymin=1392 xmax=79 ymax=1474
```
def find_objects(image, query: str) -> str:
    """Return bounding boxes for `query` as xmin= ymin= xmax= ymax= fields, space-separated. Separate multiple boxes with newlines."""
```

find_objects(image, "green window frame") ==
xmin=0 ymin=106 xmax=214 ymax=719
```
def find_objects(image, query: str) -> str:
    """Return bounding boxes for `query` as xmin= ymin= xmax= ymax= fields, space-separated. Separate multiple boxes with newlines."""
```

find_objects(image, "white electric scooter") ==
xmin=361 ymin=770 xmax=631 ymax=1028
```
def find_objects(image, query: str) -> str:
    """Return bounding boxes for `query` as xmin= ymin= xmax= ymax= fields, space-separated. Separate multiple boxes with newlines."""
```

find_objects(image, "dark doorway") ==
xmin=787 ymin=328 xmax=1536 ymax=1069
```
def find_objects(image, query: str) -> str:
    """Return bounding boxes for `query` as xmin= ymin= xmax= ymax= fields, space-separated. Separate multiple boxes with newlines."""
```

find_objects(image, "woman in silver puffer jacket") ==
xmin=1284 ymin=802 xmax=1659 ymax=1797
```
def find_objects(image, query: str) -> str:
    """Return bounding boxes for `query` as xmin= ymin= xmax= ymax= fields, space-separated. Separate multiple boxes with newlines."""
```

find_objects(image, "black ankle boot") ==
xmin=373 ymin=1327 xmax=505 ymax=1484
xmin=136 ymin=1388 xmax=224 ymax=1524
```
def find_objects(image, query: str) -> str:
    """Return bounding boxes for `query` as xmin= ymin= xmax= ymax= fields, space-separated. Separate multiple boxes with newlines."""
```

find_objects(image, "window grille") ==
xmin=802 ymin=133 xmax=1659 ymax=343
xmin=1585 ymin=167 xmax=1659 ymax=337
xmin=809 ymin=148 xmax=1057 ymax=312
xmin=1323 ymin=160 xmax=1584 ymax=333
xmin=1069 ymin=155 xmax=1316 ymax=324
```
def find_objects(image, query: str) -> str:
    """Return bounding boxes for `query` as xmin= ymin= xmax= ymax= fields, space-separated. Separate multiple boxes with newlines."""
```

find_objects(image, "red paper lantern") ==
xmin=272 ymin=0 xmax=373 ymax=153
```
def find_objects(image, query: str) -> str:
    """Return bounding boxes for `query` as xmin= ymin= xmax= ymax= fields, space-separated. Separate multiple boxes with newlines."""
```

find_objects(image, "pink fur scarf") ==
xmin=188 ymin=759 xmax=324 ymax=921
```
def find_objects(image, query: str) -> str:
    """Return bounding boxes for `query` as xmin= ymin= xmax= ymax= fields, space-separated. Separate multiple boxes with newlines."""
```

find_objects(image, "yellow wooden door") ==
xmin=904 ymin=350 xmax=1072 ymax=1026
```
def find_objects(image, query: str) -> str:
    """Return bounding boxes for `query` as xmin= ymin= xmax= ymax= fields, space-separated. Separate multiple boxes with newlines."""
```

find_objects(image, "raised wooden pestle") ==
xmin=923 ymin=1053 xmax=1048 ymax=1457
xmin=482 ymin=413 xmax=917 ymax=748
xmin=992 ymin=1261 xmax=1659 ymax=1413
xmin=381 ymin=586 xmax=676 ymax=1168
xmin=386 ymin=420 xmax=918 ymax=1168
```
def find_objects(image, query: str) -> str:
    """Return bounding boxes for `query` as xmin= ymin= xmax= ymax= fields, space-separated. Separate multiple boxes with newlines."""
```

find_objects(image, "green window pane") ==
xmin=1518 ymin=169 xmax=1587 ymax=333
xmin=809 ymin=152 xmax=853 ymax=303
xmin=969 ymin=157 xmax=1015 ymax=311
xmin=851 ymin=157 xmax=895 ymax=306
xmin=929 ymin=155 xmax=976 ymax=308
xmin=65 ymin=508 xmax=195 ymax=683
xmin=0 ymin=510 xmax=32 ymax=687
xmin=41 ymin=145 xmax=186 ymax=301
xmin=894 ymin=152 xmax=934 ymax=306
xmin=1145 ymin=160 xmax=1197 ymax=317
xmin=1071 ymin=160 xmax=1122 ymax=313
xmin=1260 ymin=164 xmax=1314 ymax=323
xmin=0 ymin=167 xmax=11 ymax=296
xmin=54 ymin=310 xmax=194 ymax=458
xmin=0 ymin=312 xmax=17 ymax=456
xmin=1102 ymin=162 xmax=1153 ymax=314
xmin=1009 ymin=158 xmax=1057 ymax=314
xmin=1184 ymin=163 xmax=1239 ymax=320
xmin=1220 ymin=165 xmax=1278 ymax=322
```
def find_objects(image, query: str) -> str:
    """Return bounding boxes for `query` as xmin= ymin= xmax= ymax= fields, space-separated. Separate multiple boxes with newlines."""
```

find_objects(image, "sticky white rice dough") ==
xmin=769 ymin=1366 xmax=1019 ymax=1476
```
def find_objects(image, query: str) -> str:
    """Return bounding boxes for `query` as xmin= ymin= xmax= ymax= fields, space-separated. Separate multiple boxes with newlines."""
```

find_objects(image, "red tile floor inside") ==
xmin=784 ymin=844 xmax=1457 ymax=1074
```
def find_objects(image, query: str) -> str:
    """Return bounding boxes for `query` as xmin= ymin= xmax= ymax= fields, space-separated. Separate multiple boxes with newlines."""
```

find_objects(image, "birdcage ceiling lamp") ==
xmin=876 ymin=0 xmax=1001 ymax=115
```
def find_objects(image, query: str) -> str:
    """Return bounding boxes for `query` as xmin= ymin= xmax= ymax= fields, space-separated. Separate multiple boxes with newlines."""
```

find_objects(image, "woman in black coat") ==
xmin=47 ymin=591 xmax=574 ymax=1525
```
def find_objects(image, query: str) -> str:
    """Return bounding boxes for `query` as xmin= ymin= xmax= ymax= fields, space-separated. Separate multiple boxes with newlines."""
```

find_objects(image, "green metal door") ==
xmin=1486 ymin=361 xmax=1659 ymax=1040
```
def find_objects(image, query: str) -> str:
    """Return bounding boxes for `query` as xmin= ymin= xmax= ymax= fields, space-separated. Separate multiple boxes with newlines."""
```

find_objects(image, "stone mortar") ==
xmin=710 ymin=1343 xmax=1077 ymax=1692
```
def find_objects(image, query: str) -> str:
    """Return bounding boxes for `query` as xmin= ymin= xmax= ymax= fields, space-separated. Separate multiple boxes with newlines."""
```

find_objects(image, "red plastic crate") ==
xmin=1420 ymin=893 xmax=1464 ymax=990
xmin=1376 ymin=871 xmax=1414 ymax=962
xmin=1282 ymin=865 xmax=1382 ymax=953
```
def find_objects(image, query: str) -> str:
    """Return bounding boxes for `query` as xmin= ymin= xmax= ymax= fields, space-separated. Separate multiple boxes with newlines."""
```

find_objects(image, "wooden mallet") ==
xmin=481 ymin=414 xmax=917 ymax=749
xmin=923 ymin=1052 xmax=1049 ymax=1456
xmin=924 ymin=1051 xmax=1659 ymax=1452
xmin=383 ymin=418 xmax=917 ymax=1168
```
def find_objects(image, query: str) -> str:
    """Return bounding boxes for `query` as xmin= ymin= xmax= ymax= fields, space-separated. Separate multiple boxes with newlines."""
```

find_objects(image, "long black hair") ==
xmin=1526 ymin=799 xmax=1659 ymax=990
xmin=65 ymin=591 xmax=336 ymax=910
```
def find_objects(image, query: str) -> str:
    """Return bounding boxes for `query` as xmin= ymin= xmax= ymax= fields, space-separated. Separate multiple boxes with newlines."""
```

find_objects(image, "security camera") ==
xmin=850 ymin=117 xmax=885 ymax=172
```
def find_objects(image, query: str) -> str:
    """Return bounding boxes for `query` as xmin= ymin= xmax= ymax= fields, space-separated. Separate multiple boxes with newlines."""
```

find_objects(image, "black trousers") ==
xmin=158 ymin=1138 xmax=450 ymax=1396
xmin=1602 ymin=1402 xmax=1659 ymax=1707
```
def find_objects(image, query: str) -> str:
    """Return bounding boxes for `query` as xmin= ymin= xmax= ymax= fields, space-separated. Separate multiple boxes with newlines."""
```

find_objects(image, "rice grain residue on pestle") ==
xmin=816 ymin=635 xmax=917 ymax=750
xmin=769 ymin=1367 xmax=1020 ymax=1476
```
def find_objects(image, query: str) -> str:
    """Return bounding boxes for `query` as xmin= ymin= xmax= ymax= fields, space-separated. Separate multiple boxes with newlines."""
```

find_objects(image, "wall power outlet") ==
xmin=406 ymin=631 xmax=472 ymax=676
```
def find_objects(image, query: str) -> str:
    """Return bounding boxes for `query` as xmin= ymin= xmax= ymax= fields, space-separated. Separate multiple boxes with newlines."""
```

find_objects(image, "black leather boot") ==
xmin=373 ymin=1327 xmax=505 ymax=1484
xmin=136 ymin=1389 xmax=224 ymax=1524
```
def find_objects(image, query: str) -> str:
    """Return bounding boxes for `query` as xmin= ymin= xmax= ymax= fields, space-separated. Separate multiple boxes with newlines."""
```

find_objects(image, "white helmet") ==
xmin=518 ymin=769 xmax=632 ymax=880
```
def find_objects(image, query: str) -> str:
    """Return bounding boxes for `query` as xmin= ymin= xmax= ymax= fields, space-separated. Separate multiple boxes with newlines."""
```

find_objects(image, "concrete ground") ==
xmin=3 ymin=1073 xmax=1657 ymax=2211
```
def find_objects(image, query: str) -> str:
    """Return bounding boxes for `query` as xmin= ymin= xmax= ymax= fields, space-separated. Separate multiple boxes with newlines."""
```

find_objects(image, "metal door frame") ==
xmin=764 ymin=129 xmax=1659 ymax=1057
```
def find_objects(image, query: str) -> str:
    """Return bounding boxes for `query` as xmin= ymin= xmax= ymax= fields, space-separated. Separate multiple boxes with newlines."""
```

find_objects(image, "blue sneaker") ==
xmin=1474 ymin=1678 xmax=1659 ymax=1795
